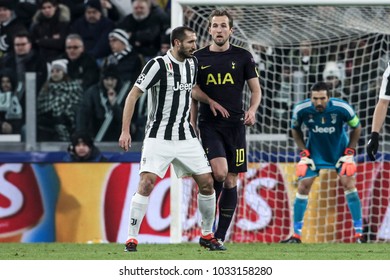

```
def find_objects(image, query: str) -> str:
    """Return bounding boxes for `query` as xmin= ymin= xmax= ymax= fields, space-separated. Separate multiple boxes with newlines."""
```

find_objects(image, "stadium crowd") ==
xmin=0 ymin=1 xmax=387 ymax=150
xmin=0 ymin=0 xmax=171 ymax=142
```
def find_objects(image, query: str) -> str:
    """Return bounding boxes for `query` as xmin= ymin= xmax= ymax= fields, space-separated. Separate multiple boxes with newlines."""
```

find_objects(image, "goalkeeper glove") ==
xmin=336 ymin=148 xmax=356 ymax=176
xmin=296 ymin=149 xmax=316 ymax=177
xmin=366 ymin=132 xmax=379 ymax=161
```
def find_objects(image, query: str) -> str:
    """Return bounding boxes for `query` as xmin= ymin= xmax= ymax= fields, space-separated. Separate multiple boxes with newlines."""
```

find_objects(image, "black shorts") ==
xmin=198 ymin=122 xmax=247 ymax=173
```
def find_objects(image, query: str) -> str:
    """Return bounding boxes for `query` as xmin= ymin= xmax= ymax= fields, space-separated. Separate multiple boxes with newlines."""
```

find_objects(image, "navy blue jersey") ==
xmin=194 ymin=44 xmax=259 ymax=125
xmin=291 ymin=98 xmax=360 ymax=169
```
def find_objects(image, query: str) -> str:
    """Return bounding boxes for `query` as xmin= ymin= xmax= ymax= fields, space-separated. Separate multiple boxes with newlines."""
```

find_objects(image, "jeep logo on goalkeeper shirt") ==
xmin=311 ymin=125 xmax=336 ymax=134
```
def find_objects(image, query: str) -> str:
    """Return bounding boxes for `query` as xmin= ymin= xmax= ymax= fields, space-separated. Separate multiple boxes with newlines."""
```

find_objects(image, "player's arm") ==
xmin=347 ymin=123 xmax=361 ymax=150
xmin=192 ymin=84 xmax=229 ymax=118
xmin=190 ymin=98 xmax=200 ymax=137
xmin=336 ymin=115 xmax=361 ymax=176
xmin=118 ymin=86 xmax=143 ymax=151
xmin=244 ymin=77 xmax=262 ymax=126
xmin=291 ymin=127 xmax=306 ymax=151
xmin=291 ymin=127 xmax=316 ymax=177
xmin=366 ymin=98 xmax=389 ymax=160
xmin=371 ymin=98 xmax=389 ymax=133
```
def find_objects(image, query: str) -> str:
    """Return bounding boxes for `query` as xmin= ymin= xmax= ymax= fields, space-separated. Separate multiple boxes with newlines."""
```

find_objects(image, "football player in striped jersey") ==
xmin=119 ymin=26 xmax=226 ymax=252
xmin=367 ymin=62 xmax=390 ymax=161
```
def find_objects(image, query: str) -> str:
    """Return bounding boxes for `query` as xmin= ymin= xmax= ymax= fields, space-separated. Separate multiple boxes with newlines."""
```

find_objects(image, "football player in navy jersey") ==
xmin=191 ymin=9 xmax=262 ymax=249
xmin=281 ymin=81 xmax=364 ymax=243
xmin=119 ymin=26 xmax=227 ymax=252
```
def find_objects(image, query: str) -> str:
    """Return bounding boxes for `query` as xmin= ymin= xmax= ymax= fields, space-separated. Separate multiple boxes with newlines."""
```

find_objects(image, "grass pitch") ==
xmin=1 ymin=242 xmax=389 ymax=260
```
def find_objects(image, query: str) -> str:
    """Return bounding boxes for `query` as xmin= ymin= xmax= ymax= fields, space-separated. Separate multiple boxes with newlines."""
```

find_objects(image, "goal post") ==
xmin=170 ymin=0 xmax=390 ymax=243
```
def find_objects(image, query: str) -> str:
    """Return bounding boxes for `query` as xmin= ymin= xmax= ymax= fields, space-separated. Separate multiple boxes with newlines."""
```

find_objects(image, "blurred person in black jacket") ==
xmin=60 ymin=33 xmax=100 ymax=90
xmin=64 ymin=130 xmax=107 ymax=162
xmin=76 ymin=64 xmax=130 ymax=141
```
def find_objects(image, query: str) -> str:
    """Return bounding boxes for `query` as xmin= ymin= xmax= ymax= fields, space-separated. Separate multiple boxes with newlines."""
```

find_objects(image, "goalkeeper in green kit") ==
xmin=281 ymin=82 xmax=365 ymax=243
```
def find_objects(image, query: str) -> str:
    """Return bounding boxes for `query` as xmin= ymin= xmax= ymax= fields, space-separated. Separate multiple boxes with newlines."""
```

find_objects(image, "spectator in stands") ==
xmin=0 ymin=68 xmax=23 ymax=135
xmin=288 ymin=39 xmax=325 ymax=94
xmin=157 ymin=31 xmax=170 ymax=56
xmin=107 ymin=0 xmax=132 ymax=21
xmin=60 ymin=33 xmax=100 ymax=90
xmin=30 ymin=0 xmax=71 ymax=62
xmin=77 ymin=64 xmax=130 ymax=141
xmin=0 ymin=31 xmax=48 ymax=105
xmin=99 ymin=0 xmax=120 ymax=23
xmin=70 ymin=0 xmax=115 ymax=62
xmin=271 ymin=65 xmax=294 ymax=134
xmin=102 ymin=28 xmax=142 ymax=83
xmin=14 ymin=0 xmax=38 ymax=29
xmin=0 ymin=0 xmax=27 ymax=59
xmin=117 ymin=0 xmax=170 ymax=61
xmin=37 ymin=59 xmax=83 ymax=141
xmin=323 ymin=61 xmax=348 ymax=101
xmin=64 ymin=130 xmax=107 ymax=162
xmin=58 ymin=0 xmax=85 ymax=22
xmin=154 ymin=0 xmax=170 ymax=15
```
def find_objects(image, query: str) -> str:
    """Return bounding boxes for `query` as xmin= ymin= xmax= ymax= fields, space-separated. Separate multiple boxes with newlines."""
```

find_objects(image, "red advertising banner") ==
xmin=0 ymin=162 xmax=389 ymax=243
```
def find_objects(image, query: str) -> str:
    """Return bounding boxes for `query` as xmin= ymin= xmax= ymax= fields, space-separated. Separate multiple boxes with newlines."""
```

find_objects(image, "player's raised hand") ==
xmin=296 ymin=149 xmax=316 ymax=177
xmin=336 ymin=148 xmax=356 ymax=176
xmin=119 ymin=131 xmax=132 ymax=152
xmin=244 ymin=109 xmax=256 ymax=126
xmin=209 ymin=100 xmax=229 ymax=118
xmin=366 ymin=132 xmax=379 ymax=161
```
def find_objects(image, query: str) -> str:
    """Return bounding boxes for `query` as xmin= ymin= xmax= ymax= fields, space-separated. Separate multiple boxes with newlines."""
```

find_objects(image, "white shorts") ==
xmin=139 ymin=137 xmax=212 ymax=178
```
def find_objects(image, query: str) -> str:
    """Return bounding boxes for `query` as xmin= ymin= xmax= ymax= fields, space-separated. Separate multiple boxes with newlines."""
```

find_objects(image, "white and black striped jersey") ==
xmin=379 ymin=62 xmax=390 ymax=100
xmin=134 ymin=50 xmax=198 ymax=140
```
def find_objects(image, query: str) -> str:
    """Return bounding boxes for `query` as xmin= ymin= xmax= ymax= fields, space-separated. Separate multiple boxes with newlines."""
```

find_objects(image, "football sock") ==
xmin=212 ymin=181 xmax=224 ymax=232
xmin=214 ymin=180 xmax=223 ymax=202
xmin=345 ymin=189 xmax=363 ymax=234
xmin=198 ymin=192 xmax=216 ymax=236
xmin=293 ymin=193 xmax=309 ymax=237
xmin=127 ymin=192 xmax=149 ymax=240
xmin=215 ymin=186 xmax=237 ymax=241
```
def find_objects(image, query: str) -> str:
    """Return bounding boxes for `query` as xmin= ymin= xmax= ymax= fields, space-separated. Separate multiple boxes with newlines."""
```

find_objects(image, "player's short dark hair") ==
xmin=170 ymin=26 xmax=195 ymax=46
xmin=310 ymin=81 xmax=330 ymax=97
xmin=208 ymin=9 xmax=234 ymax=29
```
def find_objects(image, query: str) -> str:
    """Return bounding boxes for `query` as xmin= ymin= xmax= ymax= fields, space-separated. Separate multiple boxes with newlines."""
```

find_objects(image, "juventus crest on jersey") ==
xmin=134 ymin=50 xmax=198 ymax=140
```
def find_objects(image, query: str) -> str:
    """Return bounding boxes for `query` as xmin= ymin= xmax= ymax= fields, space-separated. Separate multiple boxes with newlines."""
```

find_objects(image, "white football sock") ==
xmin=198 ymin=192 xmax=216 ymax=236
xmin=127 ymin=193 xmax=149 ymax=240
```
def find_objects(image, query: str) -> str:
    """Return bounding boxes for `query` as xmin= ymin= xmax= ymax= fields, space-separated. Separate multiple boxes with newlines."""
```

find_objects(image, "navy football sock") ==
xmin=214 ymin=180 xmax=223 ymax=201
xmin=215 ymin=186 xmax=237 ymax=241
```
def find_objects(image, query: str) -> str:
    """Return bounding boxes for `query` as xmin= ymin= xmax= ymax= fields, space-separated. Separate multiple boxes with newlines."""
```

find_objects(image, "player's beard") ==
xmin=316 ymin=106 xmax=325 ymax=112
xmin=178 ymin=46 xmax=193 ymax=59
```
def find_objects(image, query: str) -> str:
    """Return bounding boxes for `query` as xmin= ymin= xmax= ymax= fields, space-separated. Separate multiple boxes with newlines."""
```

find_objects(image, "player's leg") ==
xmin=125 ymin=172 xmax=157 ymax=252
xmin=174 ymin=138 xmax=226 ymax=251
xmin=339 ymin=175 xmax=364 ymax=242
xmin=125 ymin=138 xmax=172 ymax=252
xmin=213 ymin=124 xmax=246 ymax=243
xmin=197 ymin=123 xmax=228 ymax=236
xmin=214 ymin=171 xmax=238 ymax=243
xmin=212 ymin=160 xmax=226 ymax=203
xmin=281 ymin=175 xmax=316 ymax=243
xmin=193 ymin=172 xmax=226 ymax=251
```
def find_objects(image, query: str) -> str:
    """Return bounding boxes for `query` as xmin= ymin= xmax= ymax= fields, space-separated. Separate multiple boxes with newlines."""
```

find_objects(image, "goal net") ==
xmin=172 ymin=0 xmax=390 ymax=243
